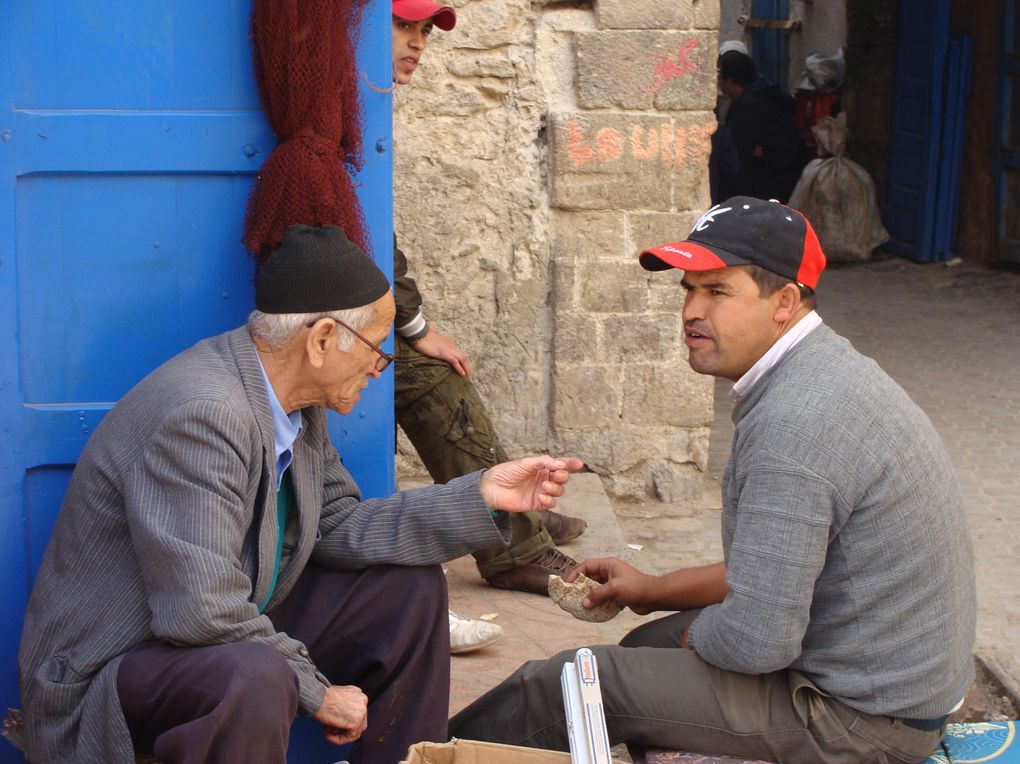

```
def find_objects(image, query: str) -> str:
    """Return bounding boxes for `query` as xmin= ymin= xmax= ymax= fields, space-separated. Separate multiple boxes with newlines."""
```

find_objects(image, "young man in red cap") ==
xmin=450 ymin=198 xmax=976 ymax=763
xmin=390 ymin=0 xmax=586 ymax=652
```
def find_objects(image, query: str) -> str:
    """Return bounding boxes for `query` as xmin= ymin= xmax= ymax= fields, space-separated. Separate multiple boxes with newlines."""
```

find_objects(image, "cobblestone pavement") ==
xmin=446 ymin=254 xmax=1020 ymax=724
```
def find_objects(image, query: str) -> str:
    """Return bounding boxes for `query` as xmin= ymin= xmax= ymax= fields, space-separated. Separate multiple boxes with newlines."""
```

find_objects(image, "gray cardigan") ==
xmin=18 ymin=326 xmax=510 ymax=763
xmin=687 ymin=324 xmax=976 ymax=720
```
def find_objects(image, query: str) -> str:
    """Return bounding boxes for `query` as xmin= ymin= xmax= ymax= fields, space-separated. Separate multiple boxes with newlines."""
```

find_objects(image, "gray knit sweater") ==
xmin=687 ymin=324 xmax=976 ymax=719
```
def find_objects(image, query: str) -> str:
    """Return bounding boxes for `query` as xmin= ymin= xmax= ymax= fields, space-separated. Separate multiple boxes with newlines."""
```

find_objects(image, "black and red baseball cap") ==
xmin=392 ymin=0 xmax=457 ymax=31
xmin=639 ymin=197 xmax=826 ymax=289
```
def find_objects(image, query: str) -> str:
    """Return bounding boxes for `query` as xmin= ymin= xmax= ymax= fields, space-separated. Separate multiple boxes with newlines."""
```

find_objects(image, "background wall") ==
xmin=719 ymin=0 xmax=846 ymax=91
xmin=393 ymin=0 xmax=719 ymax=499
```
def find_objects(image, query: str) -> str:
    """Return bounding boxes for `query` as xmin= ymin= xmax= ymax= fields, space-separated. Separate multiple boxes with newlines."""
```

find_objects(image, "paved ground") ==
xmin=444 ymin=254 xmax=1020 ymax=727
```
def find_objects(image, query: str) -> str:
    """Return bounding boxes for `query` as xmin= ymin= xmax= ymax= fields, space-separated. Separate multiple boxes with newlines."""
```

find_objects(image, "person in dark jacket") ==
xmin=717 ymin=52 xmax=806 ymax=203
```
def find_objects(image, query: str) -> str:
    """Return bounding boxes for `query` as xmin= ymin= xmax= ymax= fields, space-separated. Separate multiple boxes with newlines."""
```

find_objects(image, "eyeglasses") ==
xmin=307 ymin=317 xmax=395 ymax=373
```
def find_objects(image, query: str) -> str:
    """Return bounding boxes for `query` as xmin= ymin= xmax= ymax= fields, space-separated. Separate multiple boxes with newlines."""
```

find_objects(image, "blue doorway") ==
xmin=0 ymin=2 xmax=393 ymax=761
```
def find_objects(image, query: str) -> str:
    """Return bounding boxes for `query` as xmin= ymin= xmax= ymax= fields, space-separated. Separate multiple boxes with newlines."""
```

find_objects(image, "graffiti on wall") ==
xmin=643 ymin=39 xmax=702 ymax=96
xmin=565 ymin=119 xmax=716 ymax=170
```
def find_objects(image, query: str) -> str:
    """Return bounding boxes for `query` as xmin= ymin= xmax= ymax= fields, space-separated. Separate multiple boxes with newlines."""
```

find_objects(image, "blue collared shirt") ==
xmin=255 ymin=355 xmax=303 ymax=489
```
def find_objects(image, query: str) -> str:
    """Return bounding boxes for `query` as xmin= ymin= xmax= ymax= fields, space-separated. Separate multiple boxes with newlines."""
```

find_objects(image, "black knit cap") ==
xmin=255 ymin=225 xmax=390 ymax=314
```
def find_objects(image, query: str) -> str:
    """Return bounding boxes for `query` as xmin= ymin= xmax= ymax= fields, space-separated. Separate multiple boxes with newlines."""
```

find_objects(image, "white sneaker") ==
xmin=449 ymin=611 xmax=503 ymax=655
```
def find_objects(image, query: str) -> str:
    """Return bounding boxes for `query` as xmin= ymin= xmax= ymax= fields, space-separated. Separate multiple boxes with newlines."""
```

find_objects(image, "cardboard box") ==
xmin=401 ymin=738 xmax=574 ymax=764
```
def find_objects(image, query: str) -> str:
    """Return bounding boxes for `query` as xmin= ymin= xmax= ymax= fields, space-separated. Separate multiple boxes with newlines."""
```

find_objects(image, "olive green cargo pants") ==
xmin=394 ymin=337 xmax=555 ymax=577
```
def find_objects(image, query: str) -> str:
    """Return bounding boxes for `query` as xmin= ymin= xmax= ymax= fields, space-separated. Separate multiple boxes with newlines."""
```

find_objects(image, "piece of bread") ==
xmin=548 ymin=574 xmax=622 ymax=622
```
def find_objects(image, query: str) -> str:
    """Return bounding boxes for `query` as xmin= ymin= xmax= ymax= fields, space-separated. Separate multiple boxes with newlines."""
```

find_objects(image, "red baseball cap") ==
xmin=638 ymin=197 xmax=826 ymax=289
xmin=392 ymin=0 xmax=457 ymax=31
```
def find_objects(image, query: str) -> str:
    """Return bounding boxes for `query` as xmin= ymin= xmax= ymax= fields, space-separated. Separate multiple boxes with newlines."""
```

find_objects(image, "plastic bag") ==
xmin=797 ymin=48 xmax=846 ymax=93
xmin=788 ymin=113 xmax=889 ymax=262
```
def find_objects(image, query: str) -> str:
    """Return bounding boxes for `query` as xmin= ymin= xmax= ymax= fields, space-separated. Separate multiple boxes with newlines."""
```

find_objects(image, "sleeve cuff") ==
xmin=396 ymin=312 xmax=429 ymax=340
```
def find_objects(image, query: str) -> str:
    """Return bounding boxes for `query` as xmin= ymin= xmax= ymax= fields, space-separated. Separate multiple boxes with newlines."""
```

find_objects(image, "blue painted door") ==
xmin=883 ymin=0 xmax=951 ymax=261
xmin=998 ymin=0 xmax=1020 ymax=266
xmin=0 ymin=2 xmax=393 ymax=762
xmin=749 ymin=0 xmax=791 ymax=90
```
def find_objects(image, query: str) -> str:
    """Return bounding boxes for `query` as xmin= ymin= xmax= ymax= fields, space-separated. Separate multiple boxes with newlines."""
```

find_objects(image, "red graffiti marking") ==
xmin=567 ymin=121 xmax=596 ymax=168
xmin=566 ymin=119 xmax=716 ymax=169
xmin=643 ymin=39 xmax=701 ymax=95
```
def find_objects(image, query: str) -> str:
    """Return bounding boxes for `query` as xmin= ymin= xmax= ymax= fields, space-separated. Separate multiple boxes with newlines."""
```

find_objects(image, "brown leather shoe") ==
xmin=538 ymin=510 xmax=587 ymax=545
xmin=484 ymin=547 xmax=579 ymax=596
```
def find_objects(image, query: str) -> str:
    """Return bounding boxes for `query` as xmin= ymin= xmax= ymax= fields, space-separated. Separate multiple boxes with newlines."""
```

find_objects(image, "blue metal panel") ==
xmin=0 ymin=3 xmax=393 ymax=763
xmin=884 ymin=0 xmax=950 ymax=261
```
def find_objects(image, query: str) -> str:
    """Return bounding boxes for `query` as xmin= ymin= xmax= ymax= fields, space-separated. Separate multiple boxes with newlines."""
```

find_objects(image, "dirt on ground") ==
xmin=952 ymin=658 xmax=1018 ymax=723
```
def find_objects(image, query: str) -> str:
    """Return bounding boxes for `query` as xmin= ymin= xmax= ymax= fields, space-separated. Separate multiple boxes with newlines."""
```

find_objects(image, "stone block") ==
xmin=651 ymin=461 xmax=709 ymax=503
xmin=601 ymin=313 xmax=684 ymax=364
xmin=628 ymin=211 xmax=700 ymax=253
xmin=551 ymin=210 xmax=627 ymax=262
xmin=579 ymin=261 xmax=650 ymax=313
xmin=648 ymin=272 xmax=686 ymax=312
xmin=623 ymin=363 xmax=714 ymax=427
xmin=555 ymin=423 xmax=694 ymax=485
xmin=446 ymin=52 xmax=516 ymax=79
xmin=693 ymin=0 xmax=721 ymax=30
xmin=595 ymin=0 xmax=693 ymax=30
xmin=554 ymin=312 xmax=601 ymax=363
xmin=553 ymin=364 xmax=621 ymax=429
xmin=672 ymin=112 xmax=716 ymax=209
xmin=551 ymin=258 xmax=577 ymax=309
xmin=549 ymin=112 xmax=673 ymax=211
xmin=576 ymin=31 xmax=717 ymax=111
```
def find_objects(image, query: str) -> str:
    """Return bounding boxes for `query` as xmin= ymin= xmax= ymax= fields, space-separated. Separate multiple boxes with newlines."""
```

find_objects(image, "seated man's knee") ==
xmin=383 ymin=564 xmax=446 ymax=610
xmin=215 ymin=643 xmax=299 ymax=708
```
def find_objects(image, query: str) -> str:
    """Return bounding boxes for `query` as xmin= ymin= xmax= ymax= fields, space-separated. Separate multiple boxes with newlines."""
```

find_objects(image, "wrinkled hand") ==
xmin=314 ymin=685 xmax=369 ymax=746
xmin=412 ymin=328 xmax=473 ymax=378
xmin=569 ymin=557 xmax=658 ymax=615
xmin=480 ymin=456 xmax=584 ymax=512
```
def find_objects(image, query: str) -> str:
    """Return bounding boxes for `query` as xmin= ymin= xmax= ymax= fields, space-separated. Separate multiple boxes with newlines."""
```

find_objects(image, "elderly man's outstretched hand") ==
xmin=480 ymin=456 xmax=584 ymax=512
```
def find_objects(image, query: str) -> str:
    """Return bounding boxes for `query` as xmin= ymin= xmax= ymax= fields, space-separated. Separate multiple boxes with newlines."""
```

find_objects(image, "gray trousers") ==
xmin=448 ymin=611 xmax=944 ymax=764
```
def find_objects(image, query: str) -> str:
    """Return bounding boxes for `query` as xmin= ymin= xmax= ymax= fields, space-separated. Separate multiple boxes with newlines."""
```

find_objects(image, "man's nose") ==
xmin=682 ymin=292 xmax=703 ymax=322
xmin=367 ymin=366 xmax=384 ymax=380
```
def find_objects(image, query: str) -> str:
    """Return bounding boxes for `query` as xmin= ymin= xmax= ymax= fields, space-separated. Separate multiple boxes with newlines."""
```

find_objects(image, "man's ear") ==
xmin=305 ymin=318 xmax=335 ymax=369
xmin=773 ymin=282 xmax=803 ymax=324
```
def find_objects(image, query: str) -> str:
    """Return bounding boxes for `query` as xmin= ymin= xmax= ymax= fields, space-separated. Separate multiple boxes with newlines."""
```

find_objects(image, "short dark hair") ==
xmin=718 ymin=51 xmax=757 ymax=88
xmin=747 ymin=264 xmax=817 ymax=309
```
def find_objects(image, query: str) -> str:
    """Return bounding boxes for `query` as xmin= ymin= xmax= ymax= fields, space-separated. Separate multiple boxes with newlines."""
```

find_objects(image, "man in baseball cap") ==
xmin=450 ymin=197 xmax=975 ymax=762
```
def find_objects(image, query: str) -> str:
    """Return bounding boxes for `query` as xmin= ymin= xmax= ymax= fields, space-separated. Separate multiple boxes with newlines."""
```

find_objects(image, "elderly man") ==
xmin=450 ymin=198 xmax=976 ymax=763
xmin=18 ymin=224 xmax=582 ymax=764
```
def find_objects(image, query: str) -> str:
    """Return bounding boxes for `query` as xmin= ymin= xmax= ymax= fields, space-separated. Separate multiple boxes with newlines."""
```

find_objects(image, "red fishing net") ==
xmin=243 ymin=0 xmax=372 ymax=265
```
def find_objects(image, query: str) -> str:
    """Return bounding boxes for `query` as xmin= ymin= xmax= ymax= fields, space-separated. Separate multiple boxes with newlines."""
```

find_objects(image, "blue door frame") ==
xmin=0 ymin=3 xmax=393 ymax=762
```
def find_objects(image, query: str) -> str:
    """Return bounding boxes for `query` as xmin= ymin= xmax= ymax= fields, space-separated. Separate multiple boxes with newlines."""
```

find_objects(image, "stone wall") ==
xmin=393 ymin=0 xmax=718 ymax=499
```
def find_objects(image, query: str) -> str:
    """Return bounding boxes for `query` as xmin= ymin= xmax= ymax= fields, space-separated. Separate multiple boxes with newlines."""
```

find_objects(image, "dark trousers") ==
xmin=449 ymin=611 xmax=944 ymax=764
xmin=118 ymin=563 xmax=449 ymax=764
xmin=393 ymin=336 xmax=553 ymax=576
